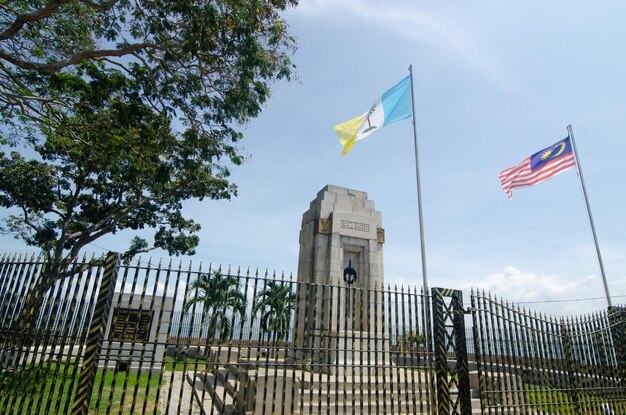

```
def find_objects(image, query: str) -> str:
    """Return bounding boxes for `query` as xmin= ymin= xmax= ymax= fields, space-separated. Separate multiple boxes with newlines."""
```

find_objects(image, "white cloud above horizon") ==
xmin=291 ymin=0 xmax=528 ymax=97
xmin=462 ymin=265 xmax=620 ymax=315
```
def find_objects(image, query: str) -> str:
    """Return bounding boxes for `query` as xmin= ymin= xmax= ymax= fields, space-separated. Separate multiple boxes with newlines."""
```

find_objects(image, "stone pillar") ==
xmin=292 ymin=185 xmax=385 ymax=369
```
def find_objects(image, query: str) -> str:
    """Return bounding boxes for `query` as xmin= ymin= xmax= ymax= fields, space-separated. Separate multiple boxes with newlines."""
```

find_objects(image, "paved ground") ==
xmin=159 ymin=372 xmax=202 ymax=415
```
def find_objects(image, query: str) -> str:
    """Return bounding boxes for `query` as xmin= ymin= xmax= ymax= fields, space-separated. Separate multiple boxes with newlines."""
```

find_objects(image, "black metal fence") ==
xmin=0 ymin=253 xmax=435 ymax=414
xmin=471 ymin=289 xmax=626 ymax=414
xmin=0 ymin=253 xmax=624 ymax=414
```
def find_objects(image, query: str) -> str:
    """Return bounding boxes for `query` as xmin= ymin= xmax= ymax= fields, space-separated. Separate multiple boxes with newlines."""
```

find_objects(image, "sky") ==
xmin=2 ymin=0 xmax=626 ymax=315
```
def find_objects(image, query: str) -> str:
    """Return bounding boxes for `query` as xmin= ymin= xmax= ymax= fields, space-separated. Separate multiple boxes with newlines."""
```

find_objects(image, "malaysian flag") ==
xmin=499 ymin=137 xmax=576 ymax=198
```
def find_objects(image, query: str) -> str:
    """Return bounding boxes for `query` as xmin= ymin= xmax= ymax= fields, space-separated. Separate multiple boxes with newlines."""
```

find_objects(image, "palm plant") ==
xmin=397 ymin=331 xmax=426 ymax=353
xmin=184 ymin=271 xmax=246 ymax=341
xmin=252 ymin=281 xmax=296 ymax=344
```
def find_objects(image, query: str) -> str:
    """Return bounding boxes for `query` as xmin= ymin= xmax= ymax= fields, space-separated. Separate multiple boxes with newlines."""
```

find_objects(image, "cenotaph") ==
xmin=292 ymin=185 xmax=387 ymax=372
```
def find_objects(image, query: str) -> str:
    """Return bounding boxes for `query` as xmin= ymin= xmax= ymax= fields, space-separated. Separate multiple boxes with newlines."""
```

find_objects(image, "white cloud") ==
xmin=292 ymin=0 xmax=528 ymax=97
xmin=462 ymin=266 xmax=610 ymax=316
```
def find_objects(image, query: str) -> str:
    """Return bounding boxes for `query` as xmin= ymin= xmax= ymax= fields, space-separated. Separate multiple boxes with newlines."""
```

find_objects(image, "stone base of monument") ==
xmin=188 ymin=359 xmax=431 ymax=415
xmin=332 ymin=330 xmax=392 ymax=376
xmin=288 ymin=330 xmax=394 ymax=376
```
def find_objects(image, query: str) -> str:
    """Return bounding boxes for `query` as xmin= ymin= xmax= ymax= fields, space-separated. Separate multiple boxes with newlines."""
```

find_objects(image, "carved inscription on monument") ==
xmin=341 ymin=220 xmax=370 ymax=233
xmin=111 ymin=308 xmax=153 ymax=342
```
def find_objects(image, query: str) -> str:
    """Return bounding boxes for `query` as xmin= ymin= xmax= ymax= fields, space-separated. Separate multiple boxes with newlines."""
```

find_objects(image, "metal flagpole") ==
xmin=408 ymin=66 xmax=436 ymax=403
xmin=567 ymin=124 xmax=612 ymax=307
xmin=408 ymin=65 xmax=429 ymax=292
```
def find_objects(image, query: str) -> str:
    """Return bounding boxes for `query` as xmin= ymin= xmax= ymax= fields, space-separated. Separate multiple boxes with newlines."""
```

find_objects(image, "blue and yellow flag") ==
xmin=335 ymin=76 xmax=412 ymax=155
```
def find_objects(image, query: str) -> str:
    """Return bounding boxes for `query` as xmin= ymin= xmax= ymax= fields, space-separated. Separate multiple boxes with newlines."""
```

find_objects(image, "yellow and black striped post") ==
xmin=71 ymin=252 xmax=120 ymax=415
xmin=432 ymin=287 xmax=471 ymax=415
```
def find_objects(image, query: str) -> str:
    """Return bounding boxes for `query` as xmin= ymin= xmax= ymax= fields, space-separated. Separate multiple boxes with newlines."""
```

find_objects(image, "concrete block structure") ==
xmin=293 ymin=185 xmax=386 ymax=370
xmin=101 ymin=292 xmax=173 ymax=373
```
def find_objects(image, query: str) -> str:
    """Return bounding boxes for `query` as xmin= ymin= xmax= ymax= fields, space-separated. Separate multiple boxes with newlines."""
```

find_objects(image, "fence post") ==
xmin=432 ymin=287 xmax=471 ymax=415
xmin=71 ymin=252 xmax=119 ymax=415
xmin=560 ymin=320 xmax=580 ymax=413
xmin=608 ymin=306 xmax=626 ymax=382
xmin=452 ymin=290 xmax=472 ymax=415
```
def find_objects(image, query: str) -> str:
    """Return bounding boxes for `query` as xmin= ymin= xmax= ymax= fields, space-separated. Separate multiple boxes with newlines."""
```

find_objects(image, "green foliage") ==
xmin=0 ymin=0 xmax=298 ymax=292
xmin=0 ymin=0 xmax=298 ymax=330
xmin=0 ymin=0 xmax=298 ymax=144
xmin=252 ymin=280 xmax=296 ymax=343
xmin=524 ymin=384 xmax=577 ymax=414
xmin=0 ymin=65 xmax=234 ymax=270
xmin=0 ymin=360 xmax=161 ymax=414
xmin=184 ymin=271 xmax=247 ymax=341
xmin=395 ymin=331 xmax=426 ymax=353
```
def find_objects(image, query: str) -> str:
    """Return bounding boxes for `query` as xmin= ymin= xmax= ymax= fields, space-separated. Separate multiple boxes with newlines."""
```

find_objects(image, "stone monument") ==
xmin=293 ymin=185 xmax=386 ymax=372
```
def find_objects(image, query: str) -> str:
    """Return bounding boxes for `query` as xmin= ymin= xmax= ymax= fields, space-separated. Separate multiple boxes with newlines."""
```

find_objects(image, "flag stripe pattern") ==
xmin=499 ymin=137 xmax=576 ymax=198
xmin=335 ymin=75 xmax=412 ymax=155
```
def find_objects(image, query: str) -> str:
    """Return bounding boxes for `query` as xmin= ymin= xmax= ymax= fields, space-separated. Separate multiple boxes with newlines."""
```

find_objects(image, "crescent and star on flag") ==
xmin=540 ymin=140 xmax=568 ymax=161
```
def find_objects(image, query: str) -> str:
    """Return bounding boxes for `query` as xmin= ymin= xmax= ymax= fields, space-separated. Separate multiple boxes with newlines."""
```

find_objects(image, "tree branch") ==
xmin=0 ymin=0 xmax=121 ymax=42
xmin=67 ymin=223 xmax=116 ymax=261
xmin=0 ymin=0 xmax=71 ymax=42
xmin=0 ymin=41 xmax=178 ymax=73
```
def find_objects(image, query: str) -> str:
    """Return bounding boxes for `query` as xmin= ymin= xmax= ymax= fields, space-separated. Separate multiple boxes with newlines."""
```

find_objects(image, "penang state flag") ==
xmin=335 ymin=76 xmax=412 ymax=155
xmin=499 ymin=137 xmax=576 ymax=198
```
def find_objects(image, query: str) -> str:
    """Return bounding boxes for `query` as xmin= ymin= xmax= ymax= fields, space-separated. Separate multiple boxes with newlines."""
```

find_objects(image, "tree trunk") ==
xmin=3 ymin=262 xmax=63 ymax=369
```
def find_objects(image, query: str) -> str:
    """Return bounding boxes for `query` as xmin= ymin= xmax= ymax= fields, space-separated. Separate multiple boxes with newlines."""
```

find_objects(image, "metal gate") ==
xmin=431 ymin=287 xmax=472 ymax=415
xmin=471 ymin=289 xmax=626 ymax=414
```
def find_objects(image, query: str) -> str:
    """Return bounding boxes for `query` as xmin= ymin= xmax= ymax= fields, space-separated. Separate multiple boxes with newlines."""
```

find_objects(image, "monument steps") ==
xmin=304 ymin=379 xmax=429 ymax=393
xmin=192 ymin=363 xmax=438 ymax=415
xmin=295 ymin=398 xmax=428 ymax=415
xmin=188 ymin=371 xmax=236 ymax=415
xmin=305 ymin=384 xmax=429 ymax=400
xmin=295 ymin=372 xmax=431 ymax=415
xmin=214 ymin=366 xmax=242 ymax=397
xmin=301 ymin=370 xmax=430 ymax=389
xmin=303 ymin=392 xmax=430 ymax=406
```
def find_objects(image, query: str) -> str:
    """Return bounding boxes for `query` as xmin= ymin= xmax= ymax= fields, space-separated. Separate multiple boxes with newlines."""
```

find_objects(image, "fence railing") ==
xmin=0 ymin=253 xmax=624 ymax=414
xmin=471 ymin=289 xmax=626 ymax=414
xmin=0 ymin=253 xmax=435 ymax=414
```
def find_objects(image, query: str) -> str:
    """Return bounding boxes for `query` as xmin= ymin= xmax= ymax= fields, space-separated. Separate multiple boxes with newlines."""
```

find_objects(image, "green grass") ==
xmin=524 ymin=384 xmax=577 ymax=414
xmin=90 ymin=368 xmax=162 ymax=414
xmin=0 ymin=360 xmax=162 ymax=414
xmin=0 ymin=360 xmax=80 ymax=414
xmin=524 ymin=384 xmax=626 ymax=415
xmin=163 ymin=354 xmax=208 ymax=372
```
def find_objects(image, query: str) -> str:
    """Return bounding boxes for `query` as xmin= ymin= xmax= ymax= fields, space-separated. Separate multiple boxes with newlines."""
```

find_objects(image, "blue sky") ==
xmin=3 ymin=0 xmax=626 ymax=315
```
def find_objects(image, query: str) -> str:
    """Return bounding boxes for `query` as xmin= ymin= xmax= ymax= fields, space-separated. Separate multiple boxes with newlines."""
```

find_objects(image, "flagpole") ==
xmin=567 ymin=124 xmax=612 ymax=307
xmin=408 ymin=65 xmax=429 ymax=292
xmin=409 ymin=64 xmax=435 ymax=410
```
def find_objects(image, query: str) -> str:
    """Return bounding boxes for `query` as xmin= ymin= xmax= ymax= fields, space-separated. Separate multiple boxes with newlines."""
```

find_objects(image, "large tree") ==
xmin=0 ymin=65 xmax=238 ymax=328
xmin=0 ymin=63 xmax=234 ymax=264
xmin=0 ymin=0 xmax=298 ymax=327
xmin=0 ymin=0 xmax=297 ymax=144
